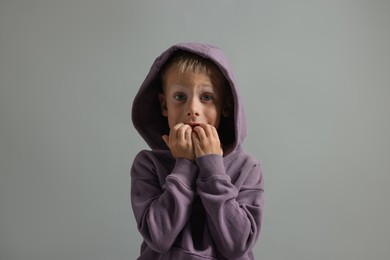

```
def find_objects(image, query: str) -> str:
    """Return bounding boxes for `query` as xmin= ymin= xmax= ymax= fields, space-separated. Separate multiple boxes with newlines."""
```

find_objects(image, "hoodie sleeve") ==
xmin=131 ymin=150 xmax=198 ymax=253
xmin=196 ymin=154 xmax=264 ymax=259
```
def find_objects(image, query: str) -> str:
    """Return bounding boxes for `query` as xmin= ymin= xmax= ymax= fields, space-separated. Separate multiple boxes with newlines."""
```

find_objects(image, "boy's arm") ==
xmin=131 ymin=150 xmax=197 ymax=253
xmin=196 ymin=154 xmax=264 ymax=259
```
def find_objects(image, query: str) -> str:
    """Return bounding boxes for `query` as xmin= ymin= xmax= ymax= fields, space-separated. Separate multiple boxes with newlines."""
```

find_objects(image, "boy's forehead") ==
xmin=162 ymin=64 xmax=226 ymax=91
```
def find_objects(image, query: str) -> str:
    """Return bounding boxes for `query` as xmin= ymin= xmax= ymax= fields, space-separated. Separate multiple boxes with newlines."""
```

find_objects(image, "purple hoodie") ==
xmin=131 ymin=43 xmax=264 ymax=259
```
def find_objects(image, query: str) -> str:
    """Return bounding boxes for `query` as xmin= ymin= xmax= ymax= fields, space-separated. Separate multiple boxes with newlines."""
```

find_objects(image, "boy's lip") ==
xmin=186 ymin=122 xmax=200 ymax=128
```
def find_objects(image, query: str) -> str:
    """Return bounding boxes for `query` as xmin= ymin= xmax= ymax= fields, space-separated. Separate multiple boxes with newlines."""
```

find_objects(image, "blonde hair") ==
xmin=160 ymin=50 xmax=227 ymax=86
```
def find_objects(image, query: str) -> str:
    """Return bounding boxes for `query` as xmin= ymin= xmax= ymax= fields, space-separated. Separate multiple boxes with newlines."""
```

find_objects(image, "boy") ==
xmin=131 ymin=43 xmax=264 ymax=259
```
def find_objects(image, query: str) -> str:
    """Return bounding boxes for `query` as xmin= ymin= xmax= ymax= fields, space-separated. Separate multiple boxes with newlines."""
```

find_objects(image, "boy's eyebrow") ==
xmin=168 ymin=83 xmax=216 ymax=89
xmin=199 ymin=85 xmax=216 ymax=91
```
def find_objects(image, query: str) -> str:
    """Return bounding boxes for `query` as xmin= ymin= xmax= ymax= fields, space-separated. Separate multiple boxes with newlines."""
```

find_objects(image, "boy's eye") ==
xmin=201 ymin=94 xmax=214 ymax=101
xmin=173 ymin=94 xmax=186 ymax=101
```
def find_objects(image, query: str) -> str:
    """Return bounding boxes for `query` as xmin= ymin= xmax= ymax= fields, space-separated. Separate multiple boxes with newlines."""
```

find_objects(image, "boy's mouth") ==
xmin=187 ymin=122 xmax=200 ymax=128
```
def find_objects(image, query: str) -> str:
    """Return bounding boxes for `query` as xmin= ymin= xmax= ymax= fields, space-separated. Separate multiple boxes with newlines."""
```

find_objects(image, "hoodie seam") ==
xmin=170 ymin=246 xmax=218 ymax=259
xmin=166 ymin=175 xmax=196 ymax=191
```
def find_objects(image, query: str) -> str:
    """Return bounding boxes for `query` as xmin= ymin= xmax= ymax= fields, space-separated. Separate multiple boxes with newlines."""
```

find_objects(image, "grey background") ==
xmin=1 ymin=0 xmax=389 ymax=259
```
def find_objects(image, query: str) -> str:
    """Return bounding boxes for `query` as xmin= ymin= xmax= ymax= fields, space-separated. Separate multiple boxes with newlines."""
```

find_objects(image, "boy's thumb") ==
xmin=162 ymin=135 xmax=169 ymax=147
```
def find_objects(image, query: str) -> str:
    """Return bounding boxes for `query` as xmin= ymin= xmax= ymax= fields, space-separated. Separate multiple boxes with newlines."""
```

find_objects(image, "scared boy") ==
xmin=131 ymin=43 xmax=264 ymax=259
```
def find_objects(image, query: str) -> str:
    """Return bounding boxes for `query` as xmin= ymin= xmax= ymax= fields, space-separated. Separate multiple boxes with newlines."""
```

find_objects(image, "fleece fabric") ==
xmin=131 ymin=43 xmax=264 ymax=260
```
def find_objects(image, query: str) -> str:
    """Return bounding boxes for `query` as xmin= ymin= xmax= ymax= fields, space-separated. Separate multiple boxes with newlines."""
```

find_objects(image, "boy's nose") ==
xmin=187 ymin=111 xmax=199 ymax=116
xmin=187 ymin=99 xmax=200 ymax=116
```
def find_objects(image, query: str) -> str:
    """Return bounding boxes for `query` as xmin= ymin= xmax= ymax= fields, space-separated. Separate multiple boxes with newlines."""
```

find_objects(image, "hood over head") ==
xmin=132 ymin=43 xmax=247 ymax=154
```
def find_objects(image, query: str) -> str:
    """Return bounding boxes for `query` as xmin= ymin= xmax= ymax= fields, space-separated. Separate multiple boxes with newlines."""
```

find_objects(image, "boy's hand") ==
xmin=192 ymin=123 xmax=223 ymax=158
xmin=162 ymin=123 xmax=195 ymax=162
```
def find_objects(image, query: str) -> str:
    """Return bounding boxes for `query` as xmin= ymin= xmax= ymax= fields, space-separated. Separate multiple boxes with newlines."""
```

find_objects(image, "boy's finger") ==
xmin=172 ymin=123 xmax=184 ymax=131
xmin=197 ymin=123 xmax=214 ymax=137
xmin=178 ymin=124 xmax=191 ymax=140
xmin=197 ymin=123 xmax=208 ymax=129
xmin=171 ymin=123 xmax=185 ymax=138
xmin=192 ymin=132 xmax=206 ymax=157
xmin=192 ymin=132 xmax=200 ymax=144
xmin=185 ymin=126 xmax=192 ymax=141
xmin=211 ymin=126 xmax=220 ymax=139
xmin=193 ymin=126 xmax=207 ymax=140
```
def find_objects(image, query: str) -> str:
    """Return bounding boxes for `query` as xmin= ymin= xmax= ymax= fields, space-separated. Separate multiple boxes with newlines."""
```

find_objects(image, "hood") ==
xmin=131 ymin=43 xmax=247 ymax=154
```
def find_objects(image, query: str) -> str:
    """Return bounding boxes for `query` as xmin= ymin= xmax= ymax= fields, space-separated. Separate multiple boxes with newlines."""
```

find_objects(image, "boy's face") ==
xmin=159 ymin=65 xmax=226 ymax=129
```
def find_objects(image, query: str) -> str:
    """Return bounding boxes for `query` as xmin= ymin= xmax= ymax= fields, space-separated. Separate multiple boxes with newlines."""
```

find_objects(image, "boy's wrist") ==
xmin=196 ymin=154 xmax=226 ymax=179
xmin=168 ymin=158 xmax=198 ymax=189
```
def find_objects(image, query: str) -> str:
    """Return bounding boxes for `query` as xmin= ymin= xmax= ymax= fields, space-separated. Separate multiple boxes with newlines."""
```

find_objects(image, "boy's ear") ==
xmin=222 ymin=95 xmax=233 ymax=117
xmin=159 ymin=93 xmax=168 ymax=117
